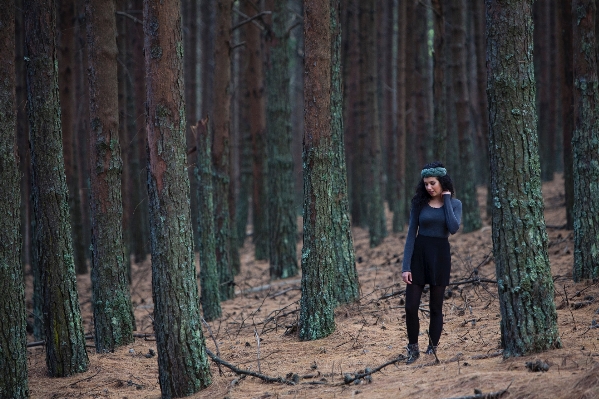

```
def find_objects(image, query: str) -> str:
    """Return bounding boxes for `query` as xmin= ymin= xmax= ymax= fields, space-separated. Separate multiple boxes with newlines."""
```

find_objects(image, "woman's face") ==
xmin=423 ymin=177 xmax=443 ymax=198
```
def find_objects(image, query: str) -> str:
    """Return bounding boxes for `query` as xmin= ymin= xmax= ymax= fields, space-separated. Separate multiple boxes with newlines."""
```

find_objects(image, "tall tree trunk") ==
xmin=143 ymin=0 xmax=212 ymax=395
xmin=243 ymin=0 xmax=269 ymax=260
xmin=264 ymin=0 xmax=299 ymax=279
xmin=300 ymin=0 xmax=337 ymax=340
xmin=0 ymin=4 xmax=29 ymax=395
xmin=213 ymin=0 xmax=235 ymax=299
xmin=330 ymin=0 xmax=359 ymax=304
xmin=391 ymin=0 xmax=407 ymax=232
xmin=451 ymin=0 xmax=481 ymax=232
xmin=472 ymin=0 xmax=492 ymax=218
xmin=572 ymin=0 xmax=599 ymax=281
xmin=24 ymin=0 xmax=89 ymax=377
xmin=127 ymin=0 xmax=150 ymax=263
xmin=360 ymin=0 xmax=386 ymax=248
xmin=58 ymin=0 xmax=87 ymax=275
xmin=535 ymin=0 xmax=557 ymax=182
xmin=194 ymin=118 xmax=222 ymax=321
xmin=486 ymin=0 xmax=561 ymax=357
xmin=182 ymin=0 xmax=200 ymax=251
xmin=561 ymin=0 xmax=574 ymax=230
xmin=86 ymin=0 xmax=135 ymax=352
xmin=432 ymin=0 xmax=447 ymax=161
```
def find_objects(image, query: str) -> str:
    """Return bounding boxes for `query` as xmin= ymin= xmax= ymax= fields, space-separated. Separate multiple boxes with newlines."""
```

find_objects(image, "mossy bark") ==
xmin=451 ymin=0 xmax=481 ymax=233
xmin=86 ymin=0 xmax=134 ymax=353
xmin=213 ymin=0 xmax=235 ymax=300
xmin=572 ymin=0 xmax=599 ymax=281
xmin=300 ymin=0 xmax=336 ymax=340
xmin=0 ymin=6 xmax=29 ymax=396
xmin=144 ymin=0 xmax=212 ymax=395
xmin=359 ymin=0 xmax=387 ymax=248
xmin=195 ymin=119 xmax=222 ymax=322
xmin=330 ymin=0 xmax=360 ymax=304
xmin=25 ymin=0 xmax=90 ymax=377
xmin=263 ymin=0 xmax=299 ymax=280
xmin=486 ymin=0 xmax=561 ymax=357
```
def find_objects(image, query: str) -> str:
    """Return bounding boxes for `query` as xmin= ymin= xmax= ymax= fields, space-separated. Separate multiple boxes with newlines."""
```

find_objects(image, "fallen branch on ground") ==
xmin=342 ymin=355 xmax=408 ymax=385
xmin=205 ymin=348 xmax=296 ymax=385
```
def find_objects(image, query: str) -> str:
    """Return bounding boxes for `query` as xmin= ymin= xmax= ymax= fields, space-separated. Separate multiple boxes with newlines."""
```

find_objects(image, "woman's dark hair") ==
xmin=411 ymin=161 xmax=455 ymax=212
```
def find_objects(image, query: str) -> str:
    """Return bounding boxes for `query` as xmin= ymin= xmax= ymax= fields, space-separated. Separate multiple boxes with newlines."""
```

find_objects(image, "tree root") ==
xmin=440 ymin=382 xmax=512 ymax=399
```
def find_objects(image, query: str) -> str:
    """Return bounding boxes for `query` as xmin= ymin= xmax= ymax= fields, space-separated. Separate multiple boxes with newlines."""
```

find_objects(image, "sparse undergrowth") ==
xmin=26 ymin=175 xmax=599 ymax=398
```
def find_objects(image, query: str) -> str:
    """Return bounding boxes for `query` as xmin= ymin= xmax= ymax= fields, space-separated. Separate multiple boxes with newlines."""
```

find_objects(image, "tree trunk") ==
xmin=451 ymin=0 xmax=481 ymax=233
xmin=432 ymin=0 xmax=447 ymax=161
xmin=535 ymin=0 xmax=557 ymax=182
xmin=194 ymin=118 xmax=222 ymax=321
xmin=25 ymin=0 xmax=90 ymax=376
xmin=58 ymin=0 xmax=87 ymax=275
xmin=391 ymin=0 xmax=407 ymax=232
xmin=264 ymin=0 xmax=299 ymax=279
xmin=86 ymin=0 xmax=135 ymax=352
xmin=572 ymin=0 xmax=599 ymax=281
xmin=213 ymin=0 xmax=235 ymax=299
xmin=0 ymin=4 xmax=29 ymax=395
xmin=330 ymin=0 xmax=359 ymax=305
xmin=144 ymin=0 xmax=212 ymax=395
xmin=243 ymin=0 xmax=269 ymax=260
xmin=560 ymin=0 xmax=575 ymax=230
xmin=360 ymin=0 xmax=386 ymax=248
xmin=300 ymin=0 xmax=337 ymax=340
xmin=182 ymin=0 xmax=200 ymax=251
xmin=486 ymin=0 xmax=561 ymax=357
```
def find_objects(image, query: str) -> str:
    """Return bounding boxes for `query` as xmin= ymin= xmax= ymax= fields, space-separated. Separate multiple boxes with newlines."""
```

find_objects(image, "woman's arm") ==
xmin=443 ymin=194 xmax=462 ymax=234
xmin=402 ymin=206 xmax=419 ymax=273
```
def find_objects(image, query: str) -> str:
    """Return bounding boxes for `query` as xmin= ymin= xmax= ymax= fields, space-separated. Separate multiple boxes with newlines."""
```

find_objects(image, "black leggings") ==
xmin=405 ymin=284 xmax=446 ymax=346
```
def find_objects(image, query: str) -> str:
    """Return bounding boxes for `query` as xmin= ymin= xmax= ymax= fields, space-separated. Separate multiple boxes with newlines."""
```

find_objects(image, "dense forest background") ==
xmin=2 ymin=0 xmax=599 ymax=398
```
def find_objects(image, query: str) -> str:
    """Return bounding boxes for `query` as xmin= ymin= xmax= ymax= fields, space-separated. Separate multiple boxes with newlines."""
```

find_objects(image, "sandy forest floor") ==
xmin=26 ymin=174 xmax=599 ymax=399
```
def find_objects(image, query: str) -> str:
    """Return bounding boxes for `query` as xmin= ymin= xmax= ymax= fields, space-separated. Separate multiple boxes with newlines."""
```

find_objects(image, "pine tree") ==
xmin=144 ymin=0 xmax=212 ymax=394
xmin=486 ymin=0 xmax=561 ymax=357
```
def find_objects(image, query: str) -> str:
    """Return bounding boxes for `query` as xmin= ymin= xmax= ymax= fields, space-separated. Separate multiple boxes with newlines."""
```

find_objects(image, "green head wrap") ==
xmin=421 ymin=167 xmax=447 ymax=178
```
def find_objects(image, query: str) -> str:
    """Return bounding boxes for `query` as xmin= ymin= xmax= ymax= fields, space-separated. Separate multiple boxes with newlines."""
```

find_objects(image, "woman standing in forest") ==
xmin=401 ymin=161 xmax=462 ymax=364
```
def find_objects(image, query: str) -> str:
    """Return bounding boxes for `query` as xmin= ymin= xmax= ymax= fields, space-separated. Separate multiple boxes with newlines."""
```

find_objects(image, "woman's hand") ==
xmin=442 ymin=191 xmax=451 ymax=196
xmin=402 ymin=271 xmax=412 ymax=284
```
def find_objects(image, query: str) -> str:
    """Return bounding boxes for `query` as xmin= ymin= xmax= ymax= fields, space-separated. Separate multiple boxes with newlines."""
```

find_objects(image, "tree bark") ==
xmin=486 ymin=0 xmax=561 ymax=357
xmin=432 ymin=0 xmax=447 ymax=161
xmin=195 ymin=118 xmax=222 ymax=321
xmin=572 ymin=0 xmax=599 ymax=281
xmin=451 ymin=0 xmax=481 ymax=233
xmin=243 ymin=0 xmax=269 ymax=261
xmin=58 ymin=0 xmax=87 ymax=275
xmin=213 ymin=0 xmax=235 ymax=299
xmin=264 ymin=0 xmax=299 ymax=279
xmin=359 ymin=0 xmax=386 ymax=248
xmin=86 ymin=0 xmax=135 ymax=353
xmin=0 ymin=4 xmax=29 ymax=395
xmin=300 ymin=0 xmax=336 ymax=340
xmin=330 ymin=0 xmax=359 ymax=305
xmin=561 ymin=0 xmax=575 ymax=230
xmin=24 ymin=0 xmax=90 ymax=377
xmin=391 ymin=0 xmax=407 ymax=232
xmin=144 ymin=0 xmax=212 ymax=394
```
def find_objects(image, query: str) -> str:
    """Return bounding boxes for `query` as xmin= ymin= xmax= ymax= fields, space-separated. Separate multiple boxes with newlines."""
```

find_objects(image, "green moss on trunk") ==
xmin=25 ymin=0 xmax=89 ymax=377
xmin=486 ymin=0 xmax=561 ymax=357
xmin=265 ymin=0 xmax=299 ymax=280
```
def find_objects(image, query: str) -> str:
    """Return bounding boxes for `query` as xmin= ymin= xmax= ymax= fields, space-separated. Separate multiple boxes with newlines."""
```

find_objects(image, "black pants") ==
xmin=405 ymin=283 xmax=446 ymax=346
